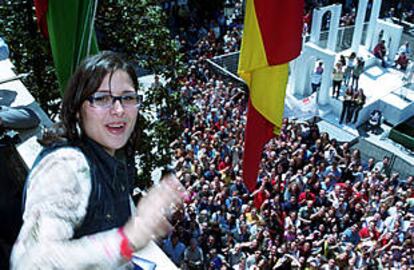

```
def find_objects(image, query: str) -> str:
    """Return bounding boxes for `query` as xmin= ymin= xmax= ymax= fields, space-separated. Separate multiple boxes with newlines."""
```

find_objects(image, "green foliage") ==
xmin=1 ymin=0 xmax=185 ymax=188
xmin=96 ymin=0 xmax=185 ymax=75
xmin=0 ymin=0 xmax=61 ymax=117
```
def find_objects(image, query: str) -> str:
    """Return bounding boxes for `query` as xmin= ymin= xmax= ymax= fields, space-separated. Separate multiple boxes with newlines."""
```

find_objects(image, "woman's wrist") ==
xmin=122 ymin=218 xmax=153 ymax=252
xmin=118 ymin=226 xmax=135 ymax=260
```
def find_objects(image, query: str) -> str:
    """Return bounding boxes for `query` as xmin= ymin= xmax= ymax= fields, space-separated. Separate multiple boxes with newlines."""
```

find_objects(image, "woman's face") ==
xmin=80 ymin=70 xmax=137 ymax=155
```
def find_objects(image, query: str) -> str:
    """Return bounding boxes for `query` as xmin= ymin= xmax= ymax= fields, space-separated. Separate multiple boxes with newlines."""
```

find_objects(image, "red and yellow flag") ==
xmin=238 ymin=0 xmax=303 ymax=192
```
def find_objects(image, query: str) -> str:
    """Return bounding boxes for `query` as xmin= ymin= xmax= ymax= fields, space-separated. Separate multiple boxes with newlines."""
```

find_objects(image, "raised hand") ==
xmin=123 ymin=174 xmax=185 ymax=250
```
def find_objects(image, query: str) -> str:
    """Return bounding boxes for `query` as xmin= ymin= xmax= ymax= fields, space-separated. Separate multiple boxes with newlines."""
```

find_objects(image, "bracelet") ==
xmin=118 ymin=227 xmax=134 ymax=260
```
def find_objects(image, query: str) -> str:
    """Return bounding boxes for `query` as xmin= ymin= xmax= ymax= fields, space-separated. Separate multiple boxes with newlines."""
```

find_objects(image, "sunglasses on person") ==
xmin=87 ymin=92 xmax=140 ymax=109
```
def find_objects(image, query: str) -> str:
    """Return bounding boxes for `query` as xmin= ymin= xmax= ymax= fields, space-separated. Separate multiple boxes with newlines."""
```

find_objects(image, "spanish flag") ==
xmin=238 ymin=0 xmax=303 ymax=192
xmin=34 ymin=0 xmax=99 ymax=95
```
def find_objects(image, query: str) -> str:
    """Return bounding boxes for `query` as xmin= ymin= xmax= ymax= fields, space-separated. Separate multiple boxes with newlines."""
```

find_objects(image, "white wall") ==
xmin=310 ymin=4 xmax=342 ymax=51
xmin=292 ymin=43 xmax=336 ymax=105
xmin=370 ymin=19 xmax=403 ymax=62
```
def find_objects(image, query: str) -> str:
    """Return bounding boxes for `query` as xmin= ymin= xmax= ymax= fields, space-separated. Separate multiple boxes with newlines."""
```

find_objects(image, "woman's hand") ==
xmin=123 ymin=174 xmax=185 ymax=250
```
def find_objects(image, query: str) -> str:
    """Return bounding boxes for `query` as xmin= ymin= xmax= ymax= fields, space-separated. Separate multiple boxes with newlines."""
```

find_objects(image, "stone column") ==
xmin=292 ymin=52 xmax=308 ymax=97
xmin=366 ymin=0 xmax=382 ymax=50
xmin=351 ymin=0 xmax=368 ymax=53
xmin=310 ymin=8 xmax=322 ymax=44
xmin=317 ymin=56 xmax=335 ymax=105
xmin=327 ymin=4 xmax=342 ymax=52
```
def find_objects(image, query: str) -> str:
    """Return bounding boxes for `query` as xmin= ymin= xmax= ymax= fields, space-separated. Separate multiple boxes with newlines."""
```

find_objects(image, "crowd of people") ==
xmin=147 ymin=16 xmax=414 ymax=270
xmin=383 ymin=2 xmax=414 ymax=24
xmin=309 ymin=51 xmax=367 ymax=126
xmin=312 ymin=38 xmax=412 ymax=127
xmin=161 ymin=0 xmax=244 ymax=61
xmin=328 ymin=51 xmax=367 ymax=125
xmin=152 ymin=1 xmax=414 ymax=270
xmin=161 ymin=63 xmax=414 ymax=268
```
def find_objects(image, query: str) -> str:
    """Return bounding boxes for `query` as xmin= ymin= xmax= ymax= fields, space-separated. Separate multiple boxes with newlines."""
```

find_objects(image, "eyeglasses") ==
xmin=87 ymin=92 xmax=140 ymax=109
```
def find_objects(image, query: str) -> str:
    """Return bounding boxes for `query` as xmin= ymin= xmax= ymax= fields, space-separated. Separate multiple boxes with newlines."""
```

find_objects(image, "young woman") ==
xmin=343 ymin=52 xmax=356 ymax=87
xmin=373 ymin=40 xmax=387 ymax=67
xmin=344 ymin=52 xmax=356 ymax=87
xmin=339 ymin=87 xmax=353 ymax=125
xmin=332 ymin=62 xmax=344 ymax=98
xmin=351 ymin=57 xmax=365 ymax=90
xmin=352 ymin=88 xmax=366 ymax=124
xmin=11 ymin=51 xmax=184 ymax=269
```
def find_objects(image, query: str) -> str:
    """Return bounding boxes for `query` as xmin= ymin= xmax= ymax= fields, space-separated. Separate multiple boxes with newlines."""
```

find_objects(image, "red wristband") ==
xmin=118 ymin=227 xmax=134 ymax=260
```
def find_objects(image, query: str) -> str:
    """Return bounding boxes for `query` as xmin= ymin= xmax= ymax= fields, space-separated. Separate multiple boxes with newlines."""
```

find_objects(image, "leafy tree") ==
xmin=0 ymin=0 xmax=185 ymax=188
xmin=0 ymin=0 xmax=61 ymax=117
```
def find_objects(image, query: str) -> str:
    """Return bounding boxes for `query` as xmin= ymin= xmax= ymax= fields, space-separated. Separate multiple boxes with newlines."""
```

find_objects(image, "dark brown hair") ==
xmin=39 ymin=51 xmax=139 ymax=156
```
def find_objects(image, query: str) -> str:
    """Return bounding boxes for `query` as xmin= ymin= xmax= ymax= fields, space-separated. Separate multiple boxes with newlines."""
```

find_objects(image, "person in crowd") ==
xmin=11 ymin=51 xmax=184 ymax=269
xmin=183 ymin=238 xmax=204 ymax=270
xmin=403 ymin=60 xmax=414 ymax=83
xmin=227 ymin=243 xmax=246 ymax=268
xmin=0 ymin=106 xmax=40 ymax=133
xmin=0 ymin=101 xmax=41 ymax=270
xmin=245 ymin=250 xmax=263 ymax=269
xmin=315 ymin=61 xmax=324 ymax=74
xmin=374 ymin=40 xmax=387 ymax=67
xmin=367 ymin=109 xmax=382 ymax=134
xmin=346 ymin=91 xmax=357 ymax=124
xmin=398 ymin=41 xmax=411 ymax=56
xmin=343 ymin=52 xmax=356 ymax=87
xmin=311 ymin=62 xmax=324 ymax=93
xmin=351 ymin=57 xmax=364 ymax=90
xmin=320 ymin=258 xmax=340 ymax=270
xmin=339 ymin=54 xmax=346 ymax=67
xmin=331 ymin=62 xmax=343 ymax=98
xmin=303 ymin=9 xmax=312 ymax=34
xmin=374 ymin=156 xmax=391 ymax=177
xmin=352 ymin=88 xmax=366 ymax=124
xmin=395 ymin=52 xmax=409 ymax=71
xmin=162 ymin=233 xmax=187 ymax=267
xmin=339 ymin=87 xmax=353 ymax=124
xmin=342 ymin=224 xmax=361 ymax=246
